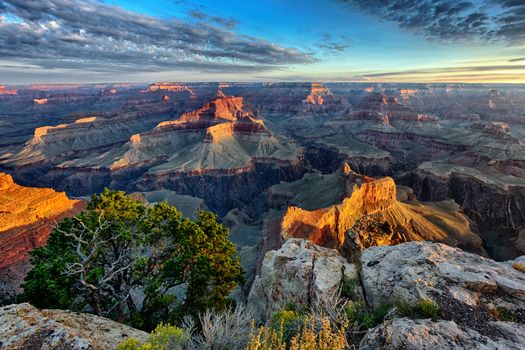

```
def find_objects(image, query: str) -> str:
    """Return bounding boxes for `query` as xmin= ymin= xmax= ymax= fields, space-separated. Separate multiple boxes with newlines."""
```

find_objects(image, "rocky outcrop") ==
xmin=274 ymin=164 xmax=484 ymax=253
xmin=142 ymin=82 xmax=196 ymax=97
xmin=360 ymin=318 xmax=525 ymax=350
xmin=0 ymin=85 xmax=17 ymax=95
xmin=280 ymin=165 xmax=397 ymax=247
xmin=351 ymin=93 xmax=436 ymax=123
xmin=0 ymin=173 xmax=85 ymax=293
xmin=0 ymin=173 xmax=85 ymax=267
xmin=247 ymin=238 xmax=358 ymax=320
xmin=249 ymin=239 xmax=525 ymax=348
xmin=0 ymin=303 xmax=147 ymax=350
xmin=360 ymin=242 xmax=525 ymax=327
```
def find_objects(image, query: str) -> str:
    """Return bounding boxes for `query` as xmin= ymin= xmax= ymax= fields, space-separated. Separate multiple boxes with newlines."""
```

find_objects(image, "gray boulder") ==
xmin=248 ymin=238 xmax=357 ymax=320
xmin=0 ymin=303 xmax=147 ymax=350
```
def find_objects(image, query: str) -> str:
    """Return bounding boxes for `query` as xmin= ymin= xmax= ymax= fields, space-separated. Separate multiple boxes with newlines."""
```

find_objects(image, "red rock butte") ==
xmin=142 ymin=82 xmax=196 ymax=97
xmin=0 ymin=85 xmax=17 ymax=95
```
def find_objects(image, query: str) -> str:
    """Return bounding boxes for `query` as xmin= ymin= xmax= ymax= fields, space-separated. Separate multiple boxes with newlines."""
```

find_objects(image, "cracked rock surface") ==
xmin=0 ymin=303 xmax=147 ymax=350
xmin=247 ymin=238 xmax=357 ymax=320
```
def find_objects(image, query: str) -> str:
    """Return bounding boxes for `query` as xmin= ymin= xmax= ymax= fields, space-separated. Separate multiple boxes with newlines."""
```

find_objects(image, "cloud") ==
xmin=318 ymin=33 xmax=350 ymax=54
xmin=338 ymin=0 xmax=525 ymax=44
xmin=509 ymin=57 xmax=525 ymax=62
xmin=358 ymin=64 xmax=525 ymax=83
xmin=188 ymin=9 xmax=240 ymax=29
xmin=0 ymin=0 xmax=314 ymax=77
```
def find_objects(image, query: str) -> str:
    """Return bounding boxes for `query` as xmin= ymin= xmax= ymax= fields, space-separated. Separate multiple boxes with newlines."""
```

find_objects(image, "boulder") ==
xmin=0 ymin=303 xmax=147 ymax=350
xmin=359 ymin=318 xmax=525 ymax=350
xmin=247 ymin=238 xmax=357 ymax=320
xmin=360 ymin=242 xmax=525 ymax=332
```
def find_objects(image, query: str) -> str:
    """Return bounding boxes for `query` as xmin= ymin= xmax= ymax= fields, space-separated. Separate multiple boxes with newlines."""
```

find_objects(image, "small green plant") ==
xmin=395 ymin=298 xmax=440 ymax=320
xmin=271 ymin=309 xmax=302 ymax=343
xmin=117 ymin=323 xmax=190 ymax=350
xmin=496 ymin=307 xmax=518 ymax=322
xmin=346 ymin=300 xmax=389 ymax=330
xmin=340 ymin=276 xmax=357 ymax=300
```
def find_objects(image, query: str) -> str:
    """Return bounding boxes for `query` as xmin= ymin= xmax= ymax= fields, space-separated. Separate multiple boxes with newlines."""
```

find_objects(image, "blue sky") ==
xmin=0 ymin=0 xmax=524 ymax=83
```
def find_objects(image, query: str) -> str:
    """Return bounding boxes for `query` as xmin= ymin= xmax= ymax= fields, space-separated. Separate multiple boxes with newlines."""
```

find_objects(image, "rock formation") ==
xmin=142 ymin=82 xmax=196 ymax=98
xmin=248 ymin=239 xmax=525 ymax=349
xmin=0 ymin=85 xmax=17 ymax=95
xmin=0 ymin=173 xmax=84 ymax=294
xmin=350 ymin=93 xmax=435 ymax=123
xmin=247 ymin=238 xmax=358 ymax=320
xmin=0 ymin=303 xmax=147 ymax=350
xmin=360 ymin=318 xmax=525 ymax=350
xmin=271 ymin=164 xmax=484 ymax=254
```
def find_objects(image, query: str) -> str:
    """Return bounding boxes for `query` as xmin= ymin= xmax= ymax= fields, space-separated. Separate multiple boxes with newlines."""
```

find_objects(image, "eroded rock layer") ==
xmin=272 ymin=164 xmax=484 ymax=253
xmin=0 ymin=173 xmax=84 ymax=293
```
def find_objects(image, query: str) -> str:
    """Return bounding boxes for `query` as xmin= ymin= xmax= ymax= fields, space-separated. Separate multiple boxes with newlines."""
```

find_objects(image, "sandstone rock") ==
xmin=0 ymin=173 xmax=85 ymax=267
xmin=360 ymin=242 xmax=525 ymax=329
xmin=359 ymin=318 xmax=525 ymax=350
xmin=247 ymin=238 xmax=357 ymax=320
xmin=0 ymin=173 xmax=85 ymax=296
xmin=274 ymin=165 xmax=484 ymax=254
xmin=0 ymin=303 xmax=147 ymax=350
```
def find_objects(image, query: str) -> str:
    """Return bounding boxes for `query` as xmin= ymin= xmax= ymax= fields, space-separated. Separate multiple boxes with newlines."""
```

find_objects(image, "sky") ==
xmin=0 ymin=0 xmax=525 ymax=84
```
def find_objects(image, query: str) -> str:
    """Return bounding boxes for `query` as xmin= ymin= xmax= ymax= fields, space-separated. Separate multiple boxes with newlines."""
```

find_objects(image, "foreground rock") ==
xmin=0 ymin=303 xmax=147 ymax=350
xmin=361 ymin=242 xmax=525 ymax=332
xmin=360 ymin=318 xmax=525 ymax=350
xmin=248 ymin=238 xmax=358 ymax=320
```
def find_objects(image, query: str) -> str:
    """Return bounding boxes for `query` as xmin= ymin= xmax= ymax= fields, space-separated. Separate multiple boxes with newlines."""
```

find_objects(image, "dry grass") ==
xmin=246 ymin=314 xmax=348 ymax=350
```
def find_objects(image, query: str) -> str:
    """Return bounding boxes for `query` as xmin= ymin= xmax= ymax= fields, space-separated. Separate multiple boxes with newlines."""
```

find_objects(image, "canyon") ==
xmin=0 ymin=81 xmax=524 ymax=298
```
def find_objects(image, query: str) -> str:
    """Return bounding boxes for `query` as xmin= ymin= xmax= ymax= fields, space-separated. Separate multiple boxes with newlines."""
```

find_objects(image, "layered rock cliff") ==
xmin=271 ymin=164 xmax=484 ymax=254
xmin=0 ymin=173 xmax=84 ymax=294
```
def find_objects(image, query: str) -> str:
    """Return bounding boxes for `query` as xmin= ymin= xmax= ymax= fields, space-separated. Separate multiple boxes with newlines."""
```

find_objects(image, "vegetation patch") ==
xmin=21 ymin=189 xmax=243 ymax=331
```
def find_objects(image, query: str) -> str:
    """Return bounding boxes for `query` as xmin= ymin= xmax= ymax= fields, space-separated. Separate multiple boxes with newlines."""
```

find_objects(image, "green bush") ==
xmin=496 ymin=307 xmax=518 ymax=322
xmin=270 ymin=309 xmax=302 ymax=342
xmin=395 ymin=298 xmax=440 ymax=320
xmin=346 ymin=300 xmax=389 ymax=330
xmin=21 ymin=189 xmax=243 ymax=330
xmin=117 ymin=324 xmax=190 ymax=350
xmin=340 ymin=276 xmax=357 ymax=300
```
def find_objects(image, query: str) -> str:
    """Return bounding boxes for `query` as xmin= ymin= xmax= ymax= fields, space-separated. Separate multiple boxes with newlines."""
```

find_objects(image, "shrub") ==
xmin=289 ymin=315 xmax=347 ymax=350
xmin=340 ymin=276 xmax=357 ymax=300
xmin=246 ymin=314 xmax=347 ymax=350
xmin=346 ymin=300 xmax=389 ymax=330
xmin=246 ymin=320 xmax=286 ymax=350
xmin=117 ymin=324 xmax=190 ymax=350
xmin=271 ymin=310 xmax=302 ymax=343
xmin=395 ymin=298 xmax=439 ymax=320
xmin=194 ymin=305 xmax=255 ymax=350
xmin=495 ymin=307 xmax=518 ymax=322
xmin=22 ymin=189 xmax=243 ymax=330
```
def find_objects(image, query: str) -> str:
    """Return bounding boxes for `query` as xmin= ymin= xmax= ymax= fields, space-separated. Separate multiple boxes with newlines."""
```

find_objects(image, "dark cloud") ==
xmin=338 ymin=0 xmax=525 ymax=44
xmin=0 ymin=0 xmax=314 ymax=76
xmin=509 ymin=57 xmax=525 ymax=62
xmin=318 ymin=33 xmax=350 ymax=54
xmin=188 ymin=9 xmax=240 ymax=29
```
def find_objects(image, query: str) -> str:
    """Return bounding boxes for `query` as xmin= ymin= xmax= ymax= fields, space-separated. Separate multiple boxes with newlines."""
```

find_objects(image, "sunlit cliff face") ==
xmin=0 ymin=85 xmax=17 ymax=95
xmin=0 ymin=173 xmax=85 ymax=269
